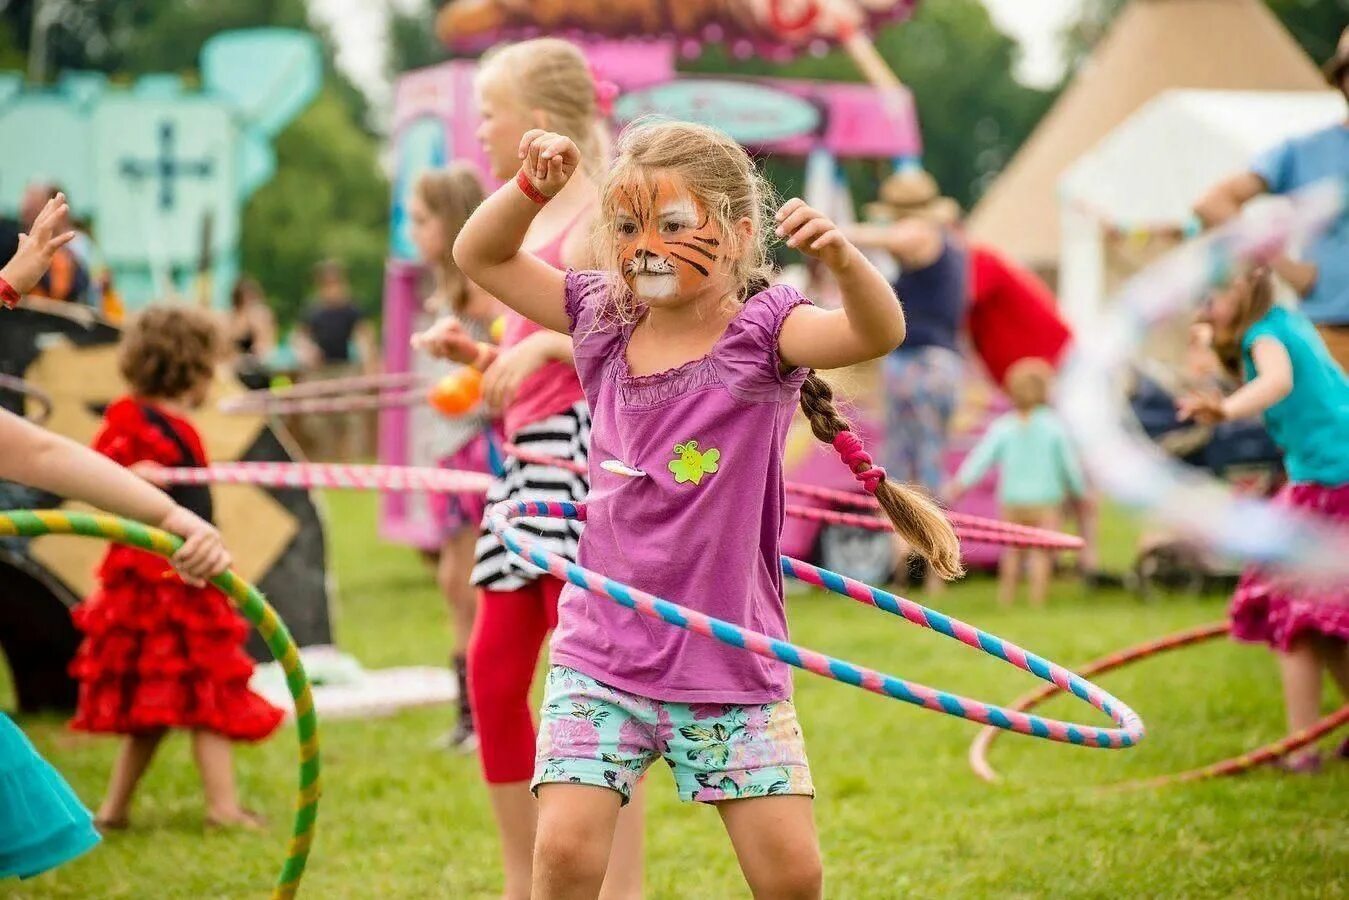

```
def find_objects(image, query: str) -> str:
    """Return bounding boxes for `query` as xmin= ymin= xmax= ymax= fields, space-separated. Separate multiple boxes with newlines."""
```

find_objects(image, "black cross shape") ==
xmin=118 ymin=120 xmax=214 ymax=211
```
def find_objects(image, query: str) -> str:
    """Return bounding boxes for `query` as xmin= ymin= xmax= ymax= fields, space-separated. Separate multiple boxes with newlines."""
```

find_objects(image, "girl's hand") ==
xmin=412 ymin=317 xmax=480 ymax=365
xmin=776 ymin=198 xmax=852 ymax=271
xmin=481 ymin=337 xmax=549 ymax=411
xmin=518 ymin=130 xmax=581 ymax=199
xmin=159 ymin=505 xmax=232 ymax=587
xmin=1177 ymin=391 xmax=1227 ymax=424
xmin=1 ymin=193 xmax=77 ymax=294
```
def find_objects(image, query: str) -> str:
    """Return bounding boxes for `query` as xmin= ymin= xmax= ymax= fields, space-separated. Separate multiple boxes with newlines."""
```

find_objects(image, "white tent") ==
xmin=1058 ymin=89 xmax=1345 ymax=322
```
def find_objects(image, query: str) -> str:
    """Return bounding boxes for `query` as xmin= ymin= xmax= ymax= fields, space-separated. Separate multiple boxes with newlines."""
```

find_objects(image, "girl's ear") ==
xmin=735 ymin=216 xmax=753 ymax=245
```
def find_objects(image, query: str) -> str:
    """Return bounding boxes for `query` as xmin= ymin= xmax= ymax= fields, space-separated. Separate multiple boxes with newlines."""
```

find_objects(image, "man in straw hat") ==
xmin=1194 ymin=26 xmax=1349 ymax=370
xmin=844 ymin=168 xmax=967 ymax=591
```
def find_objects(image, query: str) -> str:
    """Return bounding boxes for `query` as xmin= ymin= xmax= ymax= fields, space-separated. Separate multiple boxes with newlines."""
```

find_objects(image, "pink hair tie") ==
xmin=833 ymin=431 xmax=886 ymax=494
xmin=587 ymin=60 xmax=620 ymax=118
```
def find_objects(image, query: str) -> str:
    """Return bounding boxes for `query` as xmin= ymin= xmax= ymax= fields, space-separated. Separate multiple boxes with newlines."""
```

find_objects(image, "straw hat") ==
xmin=1325 ymin=26 xmax=1349 ymax=85
xmin=864 ymin=168 xmax=961 ymax=226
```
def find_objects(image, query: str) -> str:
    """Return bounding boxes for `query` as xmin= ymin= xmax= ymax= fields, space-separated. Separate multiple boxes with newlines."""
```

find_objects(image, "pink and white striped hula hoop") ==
xmin=151 ymin=462 xmax=492 ymax=495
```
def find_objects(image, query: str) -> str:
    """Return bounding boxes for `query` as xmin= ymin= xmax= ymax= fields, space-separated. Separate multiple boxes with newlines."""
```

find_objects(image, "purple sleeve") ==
xmin=716 ymin=284 xmax=813 ymax=403
xmin=564 ymin=269 xmax=623 ymax=393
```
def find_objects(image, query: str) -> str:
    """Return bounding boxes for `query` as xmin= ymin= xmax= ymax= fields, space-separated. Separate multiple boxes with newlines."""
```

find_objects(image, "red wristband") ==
xmin=515 ymin=169 xmax=550 ymax=205
xmin=0 ymin=277 xmax=19 ymax=309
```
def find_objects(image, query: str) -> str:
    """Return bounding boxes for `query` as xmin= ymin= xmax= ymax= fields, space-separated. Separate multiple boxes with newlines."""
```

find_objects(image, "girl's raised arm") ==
xmin=776 ymin=199 xmax=906 ymax=371
xmin=453 ymin=130 xmax=579 ymax=334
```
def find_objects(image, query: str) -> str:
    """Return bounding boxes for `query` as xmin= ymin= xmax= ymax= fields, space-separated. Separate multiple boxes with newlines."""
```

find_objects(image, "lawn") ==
xmin=7 ymin=491 xmax=1348 ymax=899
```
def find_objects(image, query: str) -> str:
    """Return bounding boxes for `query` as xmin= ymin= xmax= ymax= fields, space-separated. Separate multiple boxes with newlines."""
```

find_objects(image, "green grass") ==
xmin=7 ymin=492 xmax=1348 ymax=898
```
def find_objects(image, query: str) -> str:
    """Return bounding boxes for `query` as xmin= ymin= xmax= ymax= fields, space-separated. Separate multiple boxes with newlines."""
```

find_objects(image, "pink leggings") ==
xmin=467 ymin=577 xmax=562 ymax=784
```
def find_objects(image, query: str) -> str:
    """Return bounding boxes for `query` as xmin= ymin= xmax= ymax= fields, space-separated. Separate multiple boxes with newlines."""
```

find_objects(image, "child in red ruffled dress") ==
xmin=69 ymin=306 xmax=283 ymax=829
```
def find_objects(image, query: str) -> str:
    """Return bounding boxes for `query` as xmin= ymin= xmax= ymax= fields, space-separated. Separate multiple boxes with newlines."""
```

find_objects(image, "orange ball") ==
xmin=428 ymin=366 xmax=482 ymax=416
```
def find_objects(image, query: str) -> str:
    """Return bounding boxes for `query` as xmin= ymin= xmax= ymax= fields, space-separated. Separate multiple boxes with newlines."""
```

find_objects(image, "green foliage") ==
xmin=240 ymin=89 xmax=389 ymax=325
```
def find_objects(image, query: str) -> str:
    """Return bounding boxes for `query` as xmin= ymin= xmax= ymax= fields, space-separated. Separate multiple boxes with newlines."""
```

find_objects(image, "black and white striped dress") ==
xmin=470 ymin=401 xmax=591 ymax=591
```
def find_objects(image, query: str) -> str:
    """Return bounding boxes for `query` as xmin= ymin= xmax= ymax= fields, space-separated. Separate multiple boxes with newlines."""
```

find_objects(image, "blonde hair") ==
xmin=476 ymin=38 xmax=605 ymax=175
xmin=598 ymin=119 xmax=963 ymax=579
xmin=415 ymin=164 xmax=486 ymax=314
xmin=1211 ymin=266 xmax=1275 ymax=380
xmin=1004 ymin=357 xmax=1054 ymax=412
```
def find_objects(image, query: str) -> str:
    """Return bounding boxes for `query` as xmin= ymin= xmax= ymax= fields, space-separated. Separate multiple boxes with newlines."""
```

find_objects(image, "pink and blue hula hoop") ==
xmin=489 ymin=499 xmax=1145 ymax=749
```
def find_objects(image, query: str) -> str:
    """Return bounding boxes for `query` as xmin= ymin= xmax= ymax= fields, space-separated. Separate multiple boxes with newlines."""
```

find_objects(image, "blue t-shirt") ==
xmin=1242 ymin=305 xmax=1349 ymax=486
xmin=954 ymin=406 xmax=1086 ymax=507
xmin=1251 ymin=123 xmax=1349 ymax=324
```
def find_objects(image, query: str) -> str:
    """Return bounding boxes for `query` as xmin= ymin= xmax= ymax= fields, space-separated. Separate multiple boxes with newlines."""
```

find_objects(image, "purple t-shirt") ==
xmin=550 ymin=270 xmax=811 ymax=704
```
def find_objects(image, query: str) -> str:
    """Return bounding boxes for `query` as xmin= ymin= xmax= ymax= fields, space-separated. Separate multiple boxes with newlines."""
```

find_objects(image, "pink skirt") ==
xmin=1230 ymin=482 xmax=1349 ymax=651
xmin=430 ymin=427 xmax=499 ymax=539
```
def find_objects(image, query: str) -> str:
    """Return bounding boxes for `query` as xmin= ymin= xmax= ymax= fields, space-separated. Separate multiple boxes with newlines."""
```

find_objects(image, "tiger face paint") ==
xmin=613 ymin=175 xmax=724 ymax=306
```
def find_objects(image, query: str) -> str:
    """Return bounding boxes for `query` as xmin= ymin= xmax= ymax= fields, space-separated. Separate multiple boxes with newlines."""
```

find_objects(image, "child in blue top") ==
xmin=1180 ymin=267 xmax=1349 ymax=772
xmin=946 ymin=357 xmax=1085 ymax=606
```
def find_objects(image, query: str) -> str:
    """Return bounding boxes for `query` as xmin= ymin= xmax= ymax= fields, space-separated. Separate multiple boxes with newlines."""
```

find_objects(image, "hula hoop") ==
xmin=1060 ymin=178 xmax=1349 ymax=578
xmin=221 ymin=389 xmax=426 ymax=416
xmin=152 ymin=462 xmax=492 ymax=495
xmin=223 ymin=371 xmax=426 ymax=407
xmin=489 ymin=499 xmax=1145 ymax=747
xmin=0 ymin=510 xmax=319 ymax=899
xmin=967 ymin=620 xmax=1349 ymax=789
xmin=0 ymin=373 xmax=53 ymax=425
xmin=500 ymin=441 xmax=1083 ymax=550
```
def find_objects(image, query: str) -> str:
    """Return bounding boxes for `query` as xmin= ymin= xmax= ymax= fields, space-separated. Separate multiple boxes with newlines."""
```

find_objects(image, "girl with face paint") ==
xmin=455 ymin=119 xmax=963 ymax=900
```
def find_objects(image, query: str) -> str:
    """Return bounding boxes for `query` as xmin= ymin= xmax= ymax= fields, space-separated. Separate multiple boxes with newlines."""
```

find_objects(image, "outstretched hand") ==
xmin=1 ymin=193 xmax=77 ymax=295
xmin=412 ymin=316 xmax=482 ymax=365
xmin=1176 ymin=391 xmax=1227 ymax=425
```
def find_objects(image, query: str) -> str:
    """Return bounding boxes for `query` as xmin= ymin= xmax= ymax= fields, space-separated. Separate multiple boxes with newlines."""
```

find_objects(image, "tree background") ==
xmin=0 ymin=0 xmax=1343 ymax=323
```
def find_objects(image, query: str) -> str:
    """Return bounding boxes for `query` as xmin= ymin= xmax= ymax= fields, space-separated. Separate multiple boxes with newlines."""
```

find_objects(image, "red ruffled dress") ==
xmin=68 ymin=398 xmax=283 ymax=741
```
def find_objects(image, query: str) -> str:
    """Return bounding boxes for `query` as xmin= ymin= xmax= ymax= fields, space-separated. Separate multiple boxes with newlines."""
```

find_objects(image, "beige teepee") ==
xmin=966 ymin=0 xmax=1327 ymax=269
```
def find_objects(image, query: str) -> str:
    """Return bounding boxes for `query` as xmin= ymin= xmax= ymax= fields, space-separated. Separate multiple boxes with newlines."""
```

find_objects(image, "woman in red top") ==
xmin=69 ymin=307 xmax=282 ymax=831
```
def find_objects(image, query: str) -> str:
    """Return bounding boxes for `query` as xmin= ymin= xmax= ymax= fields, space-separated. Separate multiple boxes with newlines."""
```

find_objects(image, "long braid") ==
xmin=799 ymin=373 xmax=964 ymax=581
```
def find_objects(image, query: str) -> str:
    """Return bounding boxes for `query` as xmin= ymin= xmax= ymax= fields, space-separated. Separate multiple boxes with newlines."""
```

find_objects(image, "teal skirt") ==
xmin=0 ymin=713 xmax=100 ymax=880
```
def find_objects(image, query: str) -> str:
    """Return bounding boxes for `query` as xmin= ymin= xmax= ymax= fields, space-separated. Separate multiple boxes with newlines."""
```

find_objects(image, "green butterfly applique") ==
xmin=668 ymin=440 xmax=721 ymax=486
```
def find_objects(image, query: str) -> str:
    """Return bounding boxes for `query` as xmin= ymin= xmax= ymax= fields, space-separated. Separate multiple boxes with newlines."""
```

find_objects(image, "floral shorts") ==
xmin=532 ymin=666 xmax=814 ymax=806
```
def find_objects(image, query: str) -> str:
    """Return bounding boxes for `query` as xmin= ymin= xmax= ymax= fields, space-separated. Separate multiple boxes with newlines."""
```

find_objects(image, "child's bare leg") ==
xmin=97 ymin=729 xmax=167 ymax=824
xmin=532 ymin=783 xmax=622 ymax=900
xmin=1026 ymin=507 xmax=1059 ymax=607
xmin=997 ymin=547 xmax=1021 ymax=607
xmin=1313 ymin=636 xmax=1349 ymax=702
xmin=719 ymin=795 xmax=822 ymax=900
xmin=600 ymin=783 xmax=645 ymax=900
xmin=487 ymin=783 xmax=537 ymax=900
xmin=1277 ymin=637 xmax=1324 ymax=764
xmin=192 ymin=730 xmax=258 ymax=825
